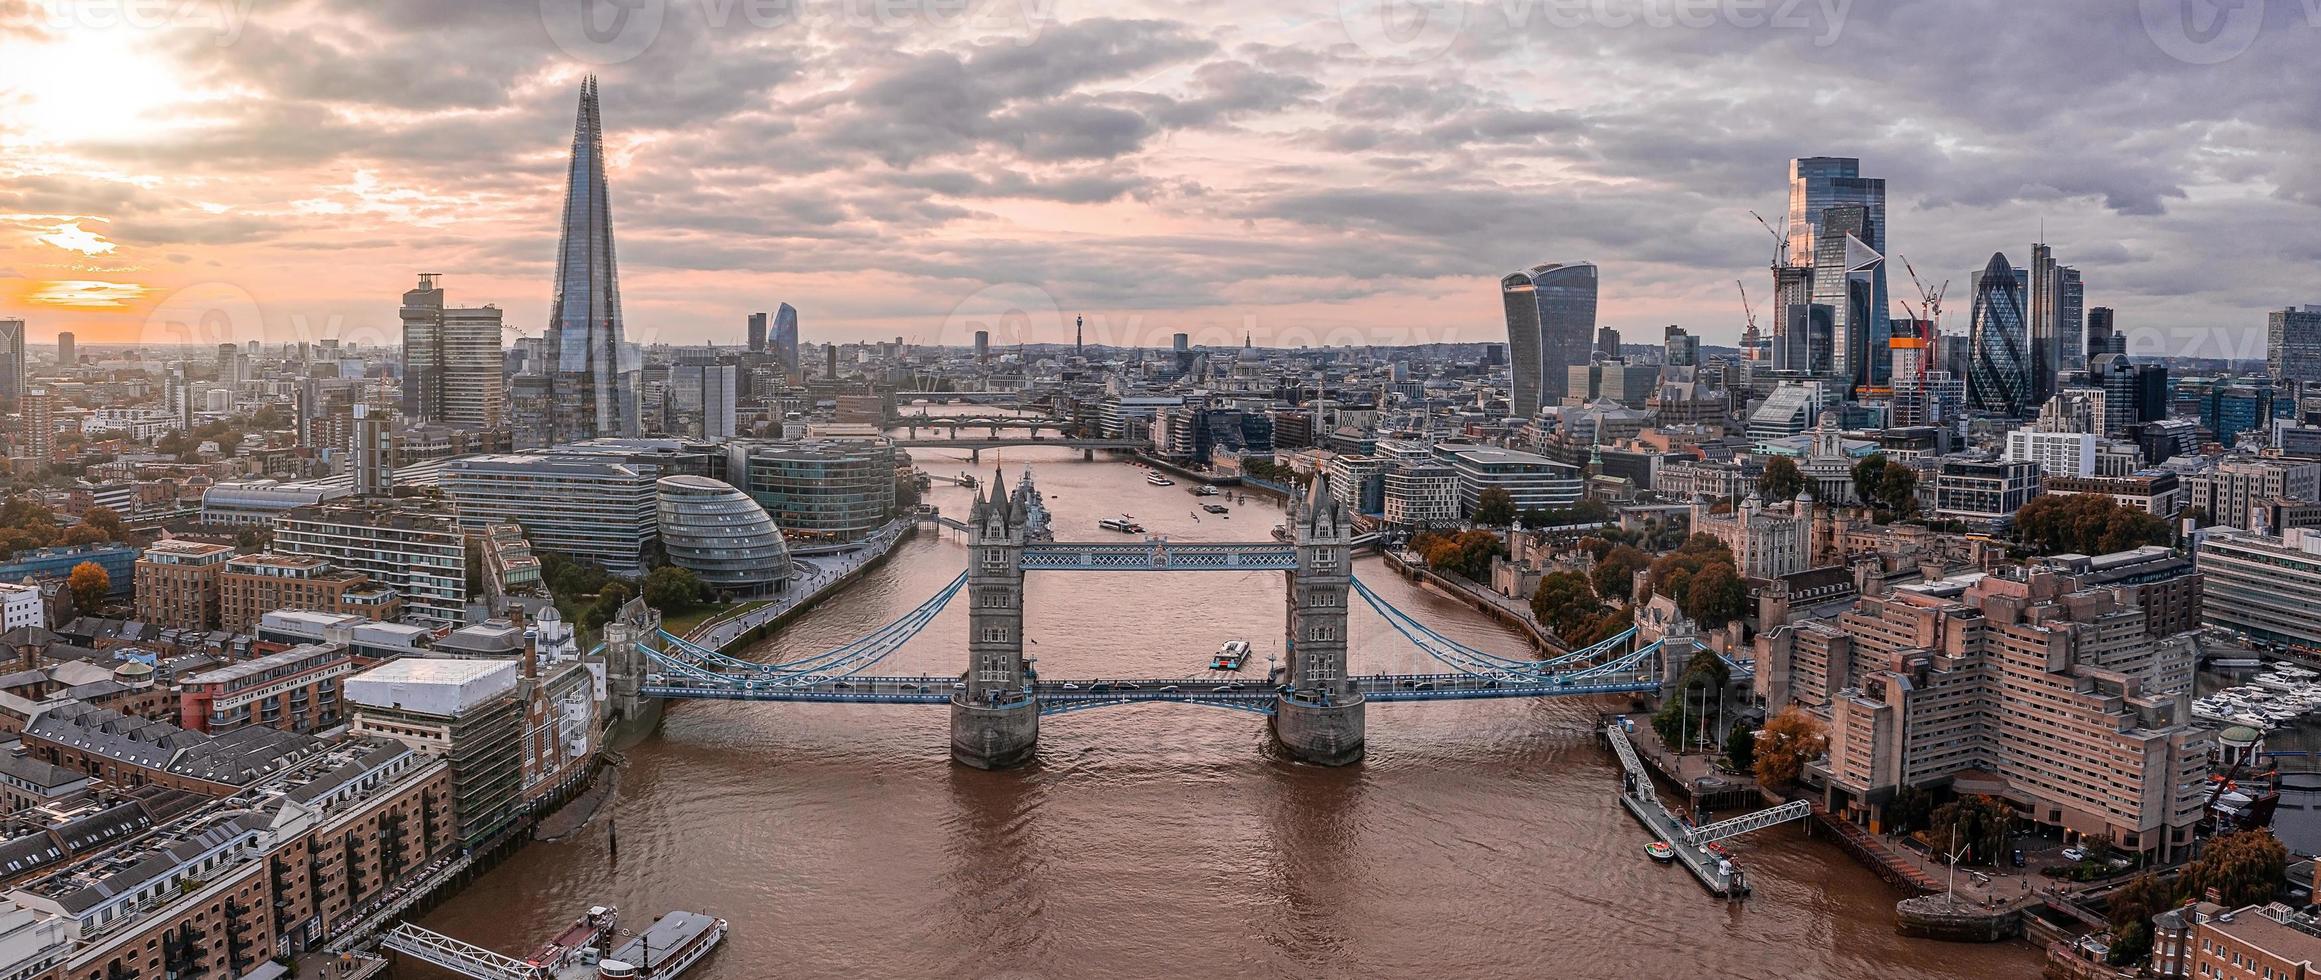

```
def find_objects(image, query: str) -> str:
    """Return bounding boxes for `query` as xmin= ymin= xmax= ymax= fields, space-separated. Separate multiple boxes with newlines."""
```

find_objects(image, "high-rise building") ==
xmin=544 ymin=76 xmax=639 ymax=442
xmin=1500 ymin=262 xmax=1598 ymax=418
xmin=1594 ymin=326 xmax=1621 ymax=358
xmin=2204 ymin=380 xmax=2277 ymax=448
xmin=2269 ymin=306 xmax=2321 ymax=385
xmin=772 ymin=302 xmax=800 ymax=372
xmin=1663 ymin=325 xmax=1698 ymax=367
xmin=399 ymin=273 xmax=505 ymax=429
xmin=747 ymin=311 xmax=768 ymax=354
xmin=217 ymin=342 xmax=241 ymax=387
xmin=667 ymin=356 xmax=737 ymax=440
xmin=0 ymin=318 xmax=23 ymax=415
xmin=442 ymin=455 xmax=659 ymax=574
xmin=53 ymin=331 xmax=73 ymax=368
xmin=352 ymin=403 xmax=394 ymax=497
xmin=2086 ymin=306 xmax=2119 ymax=362
xmin=133 ymin=539 xmax=236 ymax=630
xmin=2063 ymin=282 xmax=2094 ymax=379
xmin=19 ymin=386 xmax=54 ymax=463
xmin=1783 ymin=157 xmax=1888 ymax=387
xmin=974 ymin=330 xmax=989 ymax=360
xmin=1967 ymin=252 xmax=2031 ymax=416
xmin=2028 ymin=242 xmax=2058 ymax=404
xmin=1808 ymin=204 xmax=1886 ymax=391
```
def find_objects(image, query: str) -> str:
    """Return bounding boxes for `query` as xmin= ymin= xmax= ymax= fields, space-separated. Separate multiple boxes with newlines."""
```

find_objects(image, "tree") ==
xmin=1646 ymin=534 xmax=1741 ymax=612
xmin=1680 ymin=561 xmax=1747 ymax=628
xmin=1652 ymin=648 xmax=1732 ymax=751
xmin=1926 ymin=794 xmax=2011 ymax=866
xmin=1591 ymin=544 xmax=1649 ymax=603
xmin=1723 ymin=722 xmax=1758 ymax=772
xmin=1851 ymin=454 xmax=1889 ymax=507
xmin=1759 ymin=456 xmax=1805 ymax=502
xmin=67 ymin=561 xmax=110 ymax=610
xmin=1472 ymin=486 xmax=1517 ymax=527
xmin=1876 ymin=465 xmax=1919 ymax=518
xmin=1753 ymin=707 xmax=1828 ymax=790
xmin=2011 ymin=493 xmax=2171 ymax=556
xmin=583 ymin=583 xmax=632 ymax=630
xmin=1412 ymin=530 xmax=1505 ymax=581
xmin=2179 ymin=829 xmax=2288 ymax=909
xmin=1529 ymin=571 xmax=1606 ymax=640
xmin=642 ymin=566 xmax=709 ymax=613
xmin=2107 ymin=872 xmax=2174 ymax=966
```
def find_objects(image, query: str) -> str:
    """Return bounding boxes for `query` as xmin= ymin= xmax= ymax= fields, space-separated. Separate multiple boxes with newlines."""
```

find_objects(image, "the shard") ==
xmin=546 ymin=75 xmax=639 ymax=442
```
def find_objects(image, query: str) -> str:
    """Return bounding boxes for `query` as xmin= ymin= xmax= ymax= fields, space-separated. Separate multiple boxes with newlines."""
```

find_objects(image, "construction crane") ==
xmin=1734 ymin=279 xmax=1760 ymax=357
xmin=1895 ymin=255 xmax=1949 ymax=395
xmin=1749 ymin=209 xmax=1789 ymax=267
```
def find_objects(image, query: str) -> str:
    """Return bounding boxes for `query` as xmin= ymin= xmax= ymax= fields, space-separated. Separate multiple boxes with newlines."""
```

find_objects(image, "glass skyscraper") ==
xmin=772 ymin=302 xmax=800 ymax=372
xmin=546 ymin=75 xmax=639 ymax=442
xmin=1499 ymin=262 xmax=1597 ymax=418
xmin=1967 ymin=252 xmax=2031 ymax=416
xmin=1782 ymin=158 xmax=1888 ymax=392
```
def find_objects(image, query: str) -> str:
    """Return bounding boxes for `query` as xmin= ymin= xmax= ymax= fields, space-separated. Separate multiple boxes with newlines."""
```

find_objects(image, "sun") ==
xmin=0 ymin=23 xmax=193 ymax=146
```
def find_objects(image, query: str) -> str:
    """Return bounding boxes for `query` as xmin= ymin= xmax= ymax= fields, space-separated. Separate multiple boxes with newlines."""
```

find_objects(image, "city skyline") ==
xmin=0 ymin=3 xmax=2316 ymax=353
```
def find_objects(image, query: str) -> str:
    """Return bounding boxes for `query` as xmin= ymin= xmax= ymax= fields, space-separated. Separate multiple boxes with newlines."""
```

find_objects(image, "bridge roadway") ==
xmin=888 ymin=436 xmax=1147 ymax=451
xmin=640 ymin=668 xmax=1661 ymax=713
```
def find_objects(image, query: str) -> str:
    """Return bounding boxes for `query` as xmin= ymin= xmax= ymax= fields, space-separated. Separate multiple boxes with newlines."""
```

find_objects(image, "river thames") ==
xmin=414 ymin=445 xmax=2045 ymax=980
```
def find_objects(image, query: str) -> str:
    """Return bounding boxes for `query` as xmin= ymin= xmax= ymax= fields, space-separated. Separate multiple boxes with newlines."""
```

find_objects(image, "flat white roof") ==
xmin=345 ymin=658 xmax=518 ymax=717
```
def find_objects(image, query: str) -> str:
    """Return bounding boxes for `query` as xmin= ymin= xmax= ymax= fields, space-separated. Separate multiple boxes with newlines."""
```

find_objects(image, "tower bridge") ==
xmin=603 ymin=472 xmax=1719 ymax=769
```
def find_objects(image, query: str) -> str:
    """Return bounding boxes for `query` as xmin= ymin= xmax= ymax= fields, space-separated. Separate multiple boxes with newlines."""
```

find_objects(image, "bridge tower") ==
xmin=952 ymin=469 xmax=1039 ymax=769
xmin=1273 ymin=473 xmax=1365 ymax=765
xmin=603 ymin=597 xmax=662 ymax=722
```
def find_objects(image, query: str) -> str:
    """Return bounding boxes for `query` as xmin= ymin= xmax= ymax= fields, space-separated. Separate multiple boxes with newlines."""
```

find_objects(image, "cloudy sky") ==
xmin=0 ymin=0 xmax=2313 ymax=355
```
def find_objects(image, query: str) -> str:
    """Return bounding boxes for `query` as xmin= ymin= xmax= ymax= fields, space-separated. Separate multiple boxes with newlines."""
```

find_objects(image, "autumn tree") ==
xmin=1647 ymin=534 xmax=1743 ymax=620
xmin=1529 ymin=571 xmax=1606 ymax=640
xmin=1758 ymin=456 xmax=1805 ymax=502
xmin=1591 ymin=544 xmax=1649 ymax=604
xmin=1753 ymin=706 xmax=1828 ymax=790
xmin=1412 ymin=530 xmax=1506 ymax=581
xmin=1472 ymin=486 xmax=1517 ymax=527
xmin=2107 ymin=873 xmax=2174 ymax=966
xmin=1681 ymin=562 xmax=1747 ymax=628
xmin=2011 ymin=494 xmax=2171 ymax=555
xmin=67 ymin=561 xmax=110 ymax=611
xmin=2179 ymin=829 xmax=2288 ymax=909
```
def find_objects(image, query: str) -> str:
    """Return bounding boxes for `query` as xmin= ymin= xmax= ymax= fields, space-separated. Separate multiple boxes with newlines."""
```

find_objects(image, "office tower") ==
xmin=1595 ymin=326 xmax=1621 ymax=358
xmin=772 ymin=302 xmax=799 ymax=371
xmin=216 ymin=342 xmax=241 ymax=386
xmin=1500 ymin=261 xmax=1598 ymax=417
xmin=1775 ymin=302 xmax=1831 ymax=376
xmin=1172 ymin=333 xmax=1190 ymax=352
xmin=1783 ymin=157 xmax=1888 ymax=383
xmin=0 ymin=318 xmax=21 ymax=414
xmin=2205 ymin=380 xmax=2276 ymax=447
xmin=399 ymin=273 xmax=506 ymax=428
xmin=1769 ymin=264 xmax=1813 ymax=366
xmin=747 ymin=312 xmax=768 ymax=354
xmin=974 ymin=330 xmax=989 ymax=361
xmin=1967 ymin=252 xmax=2031 ymax=416
xmin=2057 ymin=266 xmax=2084 ymax=377
xmin=2270 ymin=306 xmax=2321 ymax=384
xmin=53 ymin=331 xmax=73 ymax=368
xmin=1808 ymin=204 xmax=1886 ymax=391
xmin=667 ymin=355 xmax=737 ymax=440
xmin=352 ymin=403 xmax=393 ymax=497
xmin=2086 ymin=307 xmax=2118 ymax=364
xmin=2028 ymin=243 xmax=2059 ymax=404
xmin=824 ymin=344 xmax=839 ymax=379
xmin=1663 ymin=325 xmax=1698 ymax=367
xmin=545 ymin=75 xmax=640 ymax=442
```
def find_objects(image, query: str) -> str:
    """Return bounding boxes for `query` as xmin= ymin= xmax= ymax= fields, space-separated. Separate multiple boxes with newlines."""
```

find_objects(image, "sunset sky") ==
xmin=0 ymin=0 xmax=2314 ymax=353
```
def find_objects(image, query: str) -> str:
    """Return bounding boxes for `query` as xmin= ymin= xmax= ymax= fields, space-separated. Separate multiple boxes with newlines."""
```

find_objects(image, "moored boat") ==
xmin=1645 ymin=841 xmax=1676 ymax=863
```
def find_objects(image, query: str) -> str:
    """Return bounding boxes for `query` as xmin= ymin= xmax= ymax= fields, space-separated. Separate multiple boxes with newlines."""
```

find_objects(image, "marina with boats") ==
xmin=382 ymin=905 xmax=728 ymax=980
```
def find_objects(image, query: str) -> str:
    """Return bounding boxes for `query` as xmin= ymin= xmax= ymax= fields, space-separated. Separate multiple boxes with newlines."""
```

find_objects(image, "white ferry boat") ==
xmin=597 ymin=911 xmax=727 ymax=980
xmin=1211 ymin=640 xmax=1251 ymax=671
xmin=1193 ymin=484 xmax=1221 ymax=497
xmin=1099 ymin=516 xmax=1144 ymax=533
xmin=1147 ymin=473 xmax=1176 ymax=487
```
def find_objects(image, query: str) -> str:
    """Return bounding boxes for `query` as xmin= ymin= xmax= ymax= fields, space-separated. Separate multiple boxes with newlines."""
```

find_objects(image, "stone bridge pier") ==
xmin=953 ymin=470 xmax=1038 ymax=769
xmin=1271 ymin=475 xmax=1364 ymax=766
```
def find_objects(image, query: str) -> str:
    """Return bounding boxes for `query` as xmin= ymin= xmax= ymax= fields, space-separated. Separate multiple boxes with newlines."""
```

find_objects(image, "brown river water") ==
xmin=413 ymin=444 xmax=2043 ymax=980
